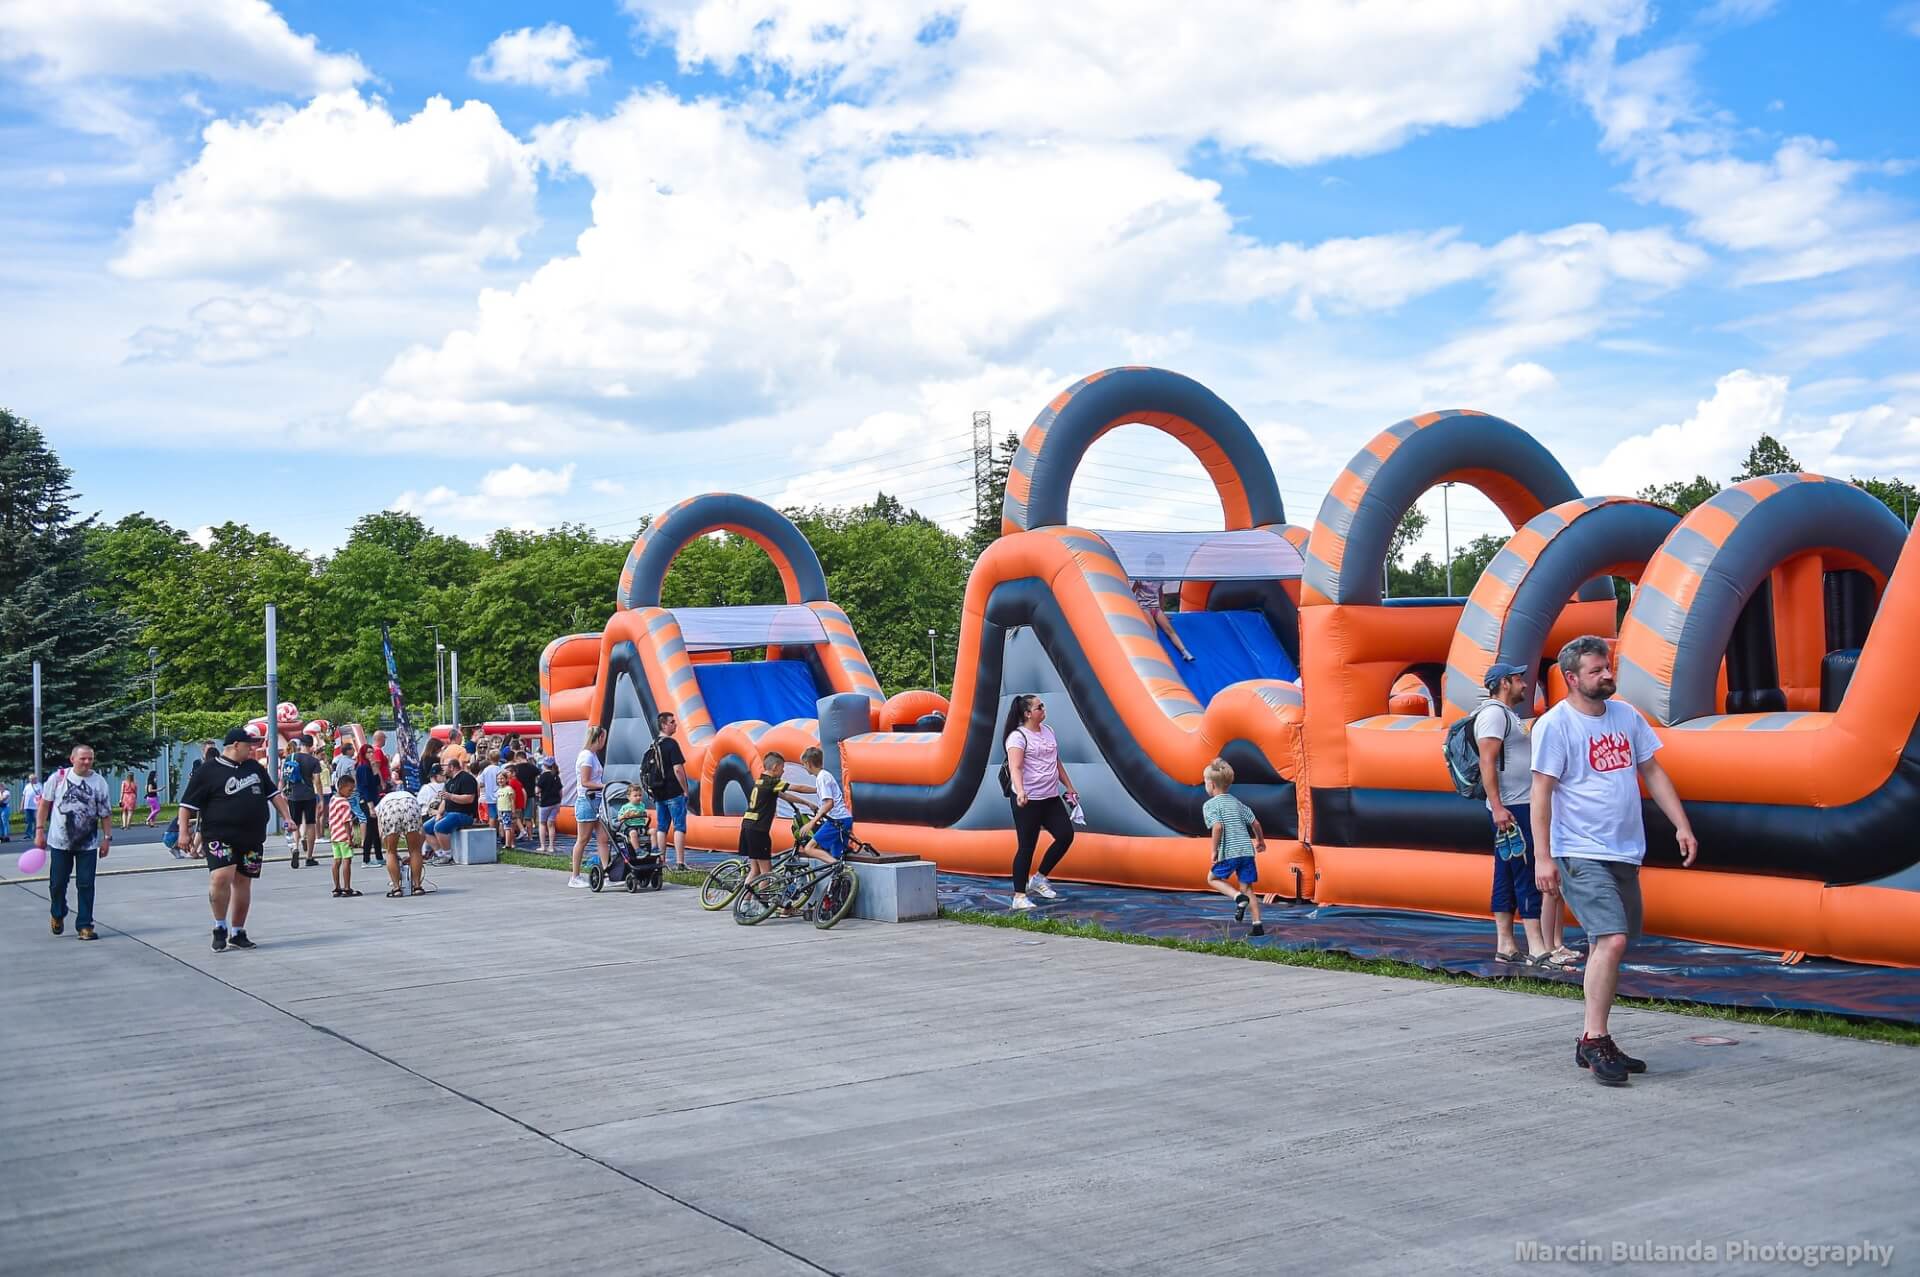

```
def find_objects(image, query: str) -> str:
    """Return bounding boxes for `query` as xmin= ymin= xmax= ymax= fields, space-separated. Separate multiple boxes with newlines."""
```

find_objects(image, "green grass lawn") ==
xmin=497 ymin=849 xmax=1918 ymax=1046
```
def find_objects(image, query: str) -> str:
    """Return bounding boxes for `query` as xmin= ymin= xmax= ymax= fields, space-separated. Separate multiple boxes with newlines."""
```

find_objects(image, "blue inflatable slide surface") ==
xmin=1160 ymin=611 xmax=1299 ymax=703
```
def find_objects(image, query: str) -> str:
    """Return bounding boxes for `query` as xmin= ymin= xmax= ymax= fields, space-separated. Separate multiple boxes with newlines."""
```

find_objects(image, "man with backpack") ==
xmin=283 ymin=734 xmax=322 ymax=869
xmin=34 ymin=745 xmax=114 ymax=940
xmin=1468 ymin=663 xmax=1574 ymax=970
xmin=644 ymin=712 xmax=692 ymax=870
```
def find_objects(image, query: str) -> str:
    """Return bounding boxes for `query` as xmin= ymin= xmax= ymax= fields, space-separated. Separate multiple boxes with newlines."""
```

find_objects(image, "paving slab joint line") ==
xmin=46 ymin=895 xmax=845 ymax=1277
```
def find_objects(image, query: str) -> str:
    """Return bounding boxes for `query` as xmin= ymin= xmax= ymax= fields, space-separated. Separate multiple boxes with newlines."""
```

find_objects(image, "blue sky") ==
xmin=2 ymin=0 xmax=1917 ymax=556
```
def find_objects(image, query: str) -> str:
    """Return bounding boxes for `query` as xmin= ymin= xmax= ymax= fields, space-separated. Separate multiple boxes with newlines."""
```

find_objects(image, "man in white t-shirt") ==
xmin=1531 ymin=636 xmax=1698 ymax=1087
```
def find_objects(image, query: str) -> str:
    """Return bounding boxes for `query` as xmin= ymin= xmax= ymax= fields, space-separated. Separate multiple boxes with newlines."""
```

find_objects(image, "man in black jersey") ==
xmin=178 ymin=727 xmax=295 ymax=952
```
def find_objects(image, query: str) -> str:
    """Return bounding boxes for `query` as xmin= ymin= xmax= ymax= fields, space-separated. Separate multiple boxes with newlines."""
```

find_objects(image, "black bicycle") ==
xmin=732 ymin=853 xmax=859 ymax=929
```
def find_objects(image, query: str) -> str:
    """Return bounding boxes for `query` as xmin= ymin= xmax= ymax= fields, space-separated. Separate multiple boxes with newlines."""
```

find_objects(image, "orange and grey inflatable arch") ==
xmin=1441 ymin=496 xmax=1680 ymax=717
xmin=1000 ymin=366 xmax=1286 ymax=536
xmin=1301 ymin=409 xmax=1605 ymax=607
xmin=1617 ymin=475 xmax=1909 ymax=726
xmin=618 ymin=491 xmax=829 ymax=610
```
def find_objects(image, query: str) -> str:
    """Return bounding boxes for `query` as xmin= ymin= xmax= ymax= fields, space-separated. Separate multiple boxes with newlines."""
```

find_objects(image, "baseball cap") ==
xmin=223 ymin=727 xmax=262 ymax=745
xmin=1482 ymin=661 xmax=1529 ymax=689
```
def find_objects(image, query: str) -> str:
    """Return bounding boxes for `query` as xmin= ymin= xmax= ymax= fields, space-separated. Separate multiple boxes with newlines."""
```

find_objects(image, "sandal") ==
xmin=386 ymin=887 xmax=404 ymax=898
xmin=412 ymin=885 xmax=427 ymax=896
xmin=342 ymin=889 xmax=362 ymax=897
xmin=332 ymin=888 xmax=344 ymax=897
xmin=1538 ymin=947 xmax=1582 ymax=970
xmin=1494 ymin=949 xmax=1527 ymax=963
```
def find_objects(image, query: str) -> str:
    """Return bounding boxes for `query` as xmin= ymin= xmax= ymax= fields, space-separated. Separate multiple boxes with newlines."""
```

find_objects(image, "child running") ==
xmin=795 ymin=747 xmax=853 ymax=864
xmin=328 ymin=774 xmax=361 ymax=897
xmin=1201 ymin=758 xmax=1266 ymax=937
xmin=740 ymin=751 xmax=814 ymax=881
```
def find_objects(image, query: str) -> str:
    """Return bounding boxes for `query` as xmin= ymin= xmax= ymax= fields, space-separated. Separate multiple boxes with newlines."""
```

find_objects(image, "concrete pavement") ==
xmin=2 ymin=860 xmax=1915 ymax=1275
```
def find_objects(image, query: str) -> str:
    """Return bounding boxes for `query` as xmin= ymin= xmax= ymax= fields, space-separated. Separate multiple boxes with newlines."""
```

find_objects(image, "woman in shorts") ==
xmin=374 ymin=786 xmax=427 ymax=897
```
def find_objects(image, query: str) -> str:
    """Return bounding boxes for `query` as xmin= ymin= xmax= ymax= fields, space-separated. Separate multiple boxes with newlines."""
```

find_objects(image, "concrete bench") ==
xmin=451 ymin=826 xmax=499 ymax=865
xmin=848 ymin=858 xmax=937 ymax=922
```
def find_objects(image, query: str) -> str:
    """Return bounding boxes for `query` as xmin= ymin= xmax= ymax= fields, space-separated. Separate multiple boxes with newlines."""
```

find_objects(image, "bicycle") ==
xmin=699 ymin=846 xmax=800 ymax=911
xmin=732 ymin=853 xmax=859 ymax=929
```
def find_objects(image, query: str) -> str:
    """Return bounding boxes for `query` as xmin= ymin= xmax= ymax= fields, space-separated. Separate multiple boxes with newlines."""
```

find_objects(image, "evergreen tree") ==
xmin=967 ymin=431 xmax=1020 ymax=559
xmin=0 ymin=409 xmax=146 ymax=772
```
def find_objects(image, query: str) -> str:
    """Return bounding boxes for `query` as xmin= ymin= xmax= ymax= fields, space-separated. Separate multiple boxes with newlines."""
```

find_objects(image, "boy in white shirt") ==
xmin=795 ymin=747 xmax=854 ymax=864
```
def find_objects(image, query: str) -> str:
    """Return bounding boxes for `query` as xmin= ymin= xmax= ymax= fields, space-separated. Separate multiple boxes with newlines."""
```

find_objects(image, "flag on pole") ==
xmin=381 ymin=624 xmax=421 ymax=792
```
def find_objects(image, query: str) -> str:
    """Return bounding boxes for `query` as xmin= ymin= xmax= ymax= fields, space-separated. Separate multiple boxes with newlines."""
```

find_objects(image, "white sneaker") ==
xmin=567 ymin=875 xmax=587 ymax=889
xmin=1027 ymin=874 xmax=1060 ymax=901
xmin=1009 ymin=893 xmax=1037 ymax=911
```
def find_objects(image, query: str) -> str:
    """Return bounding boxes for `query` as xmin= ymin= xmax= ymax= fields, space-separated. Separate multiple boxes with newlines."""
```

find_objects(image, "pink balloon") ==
xmin=17 ymin=845 xmax=47 ymax=875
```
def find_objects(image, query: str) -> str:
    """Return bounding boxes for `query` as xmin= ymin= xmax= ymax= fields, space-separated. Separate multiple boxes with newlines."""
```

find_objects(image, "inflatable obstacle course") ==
xmin=542 ymin=366 xmax=1920 ymax=966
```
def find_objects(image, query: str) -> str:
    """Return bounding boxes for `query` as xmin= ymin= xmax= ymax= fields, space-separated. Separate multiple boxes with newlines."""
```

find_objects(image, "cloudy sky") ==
xmin=3 ymin=0 xmax=1918 ymax=555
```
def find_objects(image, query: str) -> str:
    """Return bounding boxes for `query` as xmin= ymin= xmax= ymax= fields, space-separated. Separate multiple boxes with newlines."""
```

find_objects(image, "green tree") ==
xmin=1733 ymin=434 xmax=1801 ymax=482
xmin=1853 ymin=476 xmax=1917 ymax=527
xmin=1383 ymin=506 xmax=1429 ymax=596
xmin=1638 ymin=475 xmax=1722 ymax=514
xmin=0 ymin=410 xmax=147 ymax=771
xmin=1392 ymin=532 xmax=1506 ymax=599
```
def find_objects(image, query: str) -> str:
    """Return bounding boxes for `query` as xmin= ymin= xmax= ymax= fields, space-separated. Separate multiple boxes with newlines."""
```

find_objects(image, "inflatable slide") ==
xmin=541 ymin=366 xmax=1920 ymax=966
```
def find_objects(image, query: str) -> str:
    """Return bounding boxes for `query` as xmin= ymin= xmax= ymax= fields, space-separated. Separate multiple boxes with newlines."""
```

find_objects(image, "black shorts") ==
xmin=740 ymin=825 xmax=773 ymax=859
xmin=288 ymin=798 xmax=317 ymax=826
xmin=204 ymin=839 xmax=264 ymax=878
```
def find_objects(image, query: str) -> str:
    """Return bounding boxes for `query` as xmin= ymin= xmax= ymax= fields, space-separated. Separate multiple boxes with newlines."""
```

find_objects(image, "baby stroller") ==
xmin=588 ymin=780 xmax=665 ymax=893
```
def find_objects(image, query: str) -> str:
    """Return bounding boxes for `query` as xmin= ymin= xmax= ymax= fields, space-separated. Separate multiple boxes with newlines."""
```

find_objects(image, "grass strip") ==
xmin=501 ymin=848 xmax=707 ymax=889
xmin=940 ymin=908 xmax=1920 ymax=1047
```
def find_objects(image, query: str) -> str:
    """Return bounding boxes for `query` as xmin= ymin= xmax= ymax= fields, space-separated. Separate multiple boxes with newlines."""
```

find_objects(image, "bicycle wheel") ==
xmin=733 ymin=872 xmax=784 ymax=926
xmin=700 ymin=858 xmax=748 ymax=911
xmin=588 ymin=864 xmax=605 ymax=893
xmin=814 ymin=864 xmax=859 ymax=929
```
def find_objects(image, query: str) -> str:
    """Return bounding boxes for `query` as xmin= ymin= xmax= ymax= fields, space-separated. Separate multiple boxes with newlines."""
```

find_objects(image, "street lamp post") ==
xmin=928 ymin=628 xmax=938 ymax=688
xmin=1442 ymin=482 xmax=1456 ymax=597
xmin=428 ymin=624 xmax=445 ymax=725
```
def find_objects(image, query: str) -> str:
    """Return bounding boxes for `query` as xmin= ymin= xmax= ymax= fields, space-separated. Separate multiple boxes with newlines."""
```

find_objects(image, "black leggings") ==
xmin=1011 ymin=795 xmax=1074 ymax=893
xmin=361 ymin=807 xmax=382 ymax=861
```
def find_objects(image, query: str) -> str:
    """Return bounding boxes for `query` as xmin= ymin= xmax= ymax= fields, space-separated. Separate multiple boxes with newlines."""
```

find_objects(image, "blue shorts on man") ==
xmin=654 ymin=794 xmax=687 ymax=834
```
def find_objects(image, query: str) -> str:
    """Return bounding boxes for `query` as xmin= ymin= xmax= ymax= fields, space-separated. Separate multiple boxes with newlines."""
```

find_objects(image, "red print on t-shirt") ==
xmin=1588 ymin=731 xmax=1633 ymax=772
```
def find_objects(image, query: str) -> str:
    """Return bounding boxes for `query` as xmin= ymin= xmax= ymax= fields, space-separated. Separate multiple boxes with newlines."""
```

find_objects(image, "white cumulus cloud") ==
xmin=396 ymin=463 xmax=578 ymax=530
xmin=626 ymin=0 xmax=1645 ymax=164
xmin=126 ymin=294 xmax=320 ymax=365
xmin=470 ymin=24 xmax=608 ymax=95
xmin=1579 ymin=369 xmax=1790 ymax=495
xmin=112 ymin=90 xmax=538 ymax=284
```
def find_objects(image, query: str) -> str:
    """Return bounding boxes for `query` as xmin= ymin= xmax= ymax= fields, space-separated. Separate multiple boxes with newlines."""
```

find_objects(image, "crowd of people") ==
xmin=20 ymin=630 xmax=1697 ymax=1088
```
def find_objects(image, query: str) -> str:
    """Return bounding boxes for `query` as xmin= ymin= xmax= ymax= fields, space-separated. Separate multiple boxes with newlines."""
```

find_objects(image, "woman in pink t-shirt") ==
xmin=1003 ymin=694 xmax=1079 ymax=912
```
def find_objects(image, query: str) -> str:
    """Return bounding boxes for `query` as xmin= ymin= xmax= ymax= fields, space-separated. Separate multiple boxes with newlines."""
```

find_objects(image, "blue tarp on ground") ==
xmin=692 ymin=659 xmax=820 ymax=728
xmin=1160 ymin=609 xmax=1300 ymax=702
xmin=677 ymin=847 xmax=1920 ymax=1023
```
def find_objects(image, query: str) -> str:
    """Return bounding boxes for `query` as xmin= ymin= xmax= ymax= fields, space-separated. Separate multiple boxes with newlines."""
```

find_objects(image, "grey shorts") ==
xmin=1558 ymin=856 xmax=1643 ymax=940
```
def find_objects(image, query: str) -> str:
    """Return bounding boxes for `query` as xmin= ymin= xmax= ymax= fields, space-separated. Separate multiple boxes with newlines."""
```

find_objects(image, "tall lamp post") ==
xmin=428 ymin=624 xmax=445 ymax=725
xmin=1442 ymin=481 xmax=1457 ymax=597
xmin=928 ymin=628 xmax=939 ymax=689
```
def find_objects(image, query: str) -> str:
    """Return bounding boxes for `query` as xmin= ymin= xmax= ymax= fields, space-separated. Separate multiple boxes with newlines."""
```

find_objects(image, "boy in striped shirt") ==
xmin=1202 ymin=758 xmax=1266 ymax=937
xmin=328 ymin=774 xmax=361 ymax=897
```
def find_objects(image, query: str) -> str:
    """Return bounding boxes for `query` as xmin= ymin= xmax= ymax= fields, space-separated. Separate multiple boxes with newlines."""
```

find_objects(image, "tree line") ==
xmin=2 ymin=405 xmax=1911 ymax=775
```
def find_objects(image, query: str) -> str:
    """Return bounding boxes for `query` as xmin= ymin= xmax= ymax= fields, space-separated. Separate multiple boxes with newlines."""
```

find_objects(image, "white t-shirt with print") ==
xmin=1472 ymin=700 xmax=1532 ymax=810
xmin=1531 ymin=698 xmax=1662 ymax=865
